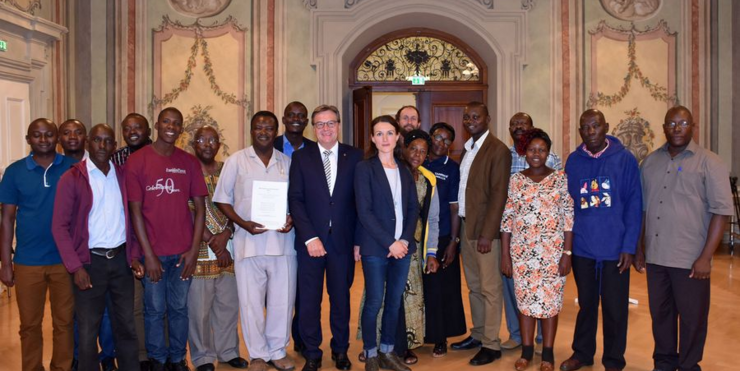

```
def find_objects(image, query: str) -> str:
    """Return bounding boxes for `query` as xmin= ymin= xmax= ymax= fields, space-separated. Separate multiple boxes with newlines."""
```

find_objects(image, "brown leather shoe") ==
xmin=515 ymin=358 xmax=530 ymax=371
xmin=559 ymin=358 xmax=587 ymax=371
xmin=540 ymin=361 xmax=554 ymax=371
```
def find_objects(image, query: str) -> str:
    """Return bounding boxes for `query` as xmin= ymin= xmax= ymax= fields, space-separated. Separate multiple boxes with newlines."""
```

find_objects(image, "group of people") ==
xmin=0 ymin=100 xmax=732 ymax=371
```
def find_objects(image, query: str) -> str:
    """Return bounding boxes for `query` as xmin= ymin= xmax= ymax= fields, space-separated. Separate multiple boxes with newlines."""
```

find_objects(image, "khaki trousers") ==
xmin=460 ymin=220 xmax=503 ymax=350
xmin=15 ymin=263 xmax=74 ymax=371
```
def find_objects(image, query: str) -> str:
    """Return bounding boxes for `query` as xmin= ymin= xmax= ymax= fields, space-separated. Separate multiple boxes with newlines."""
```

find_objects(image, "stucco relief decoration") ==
xmin=611 ymin=108 xmax=655 ymax=162
xmin=168 ymin=0 xmax=232 ymax=18
xmin=357 ymin=36 xmax=480 ymax=82
xmin=600 ymin=0 xmax=661 ymax=21
xmin=303 ymin=0 xmax=317 ymax=10
xmin=1 ymin=0 xmax=42 ymax=15
xmin=177 ymin=105 xmax=231 ymax=156
xmin=152 ymin=15 xmax=249 ymax=156
xmin=587 ymin=20 xmax=676 ymax=149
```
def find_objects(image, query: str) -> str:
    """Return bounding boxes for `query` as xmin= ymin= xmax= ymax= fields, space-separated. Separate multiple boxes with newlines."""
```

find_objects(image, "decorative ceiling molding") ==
xmin=153 ymin=15 xmax=246 ymax=33
xmin=473 ymin=0 xmax=494 ymax=9
xmin=588 ymin=19 xmax=675 ymax=37
xmin=167 ymin=0 xmax=232 ymax=18
xmin=521 ymin=0 xmax=536 ymax=11
xmin=345 ymin=0 xmax=366 ymax=9
xmin=1 ymin=0 xmax=41 ymax=15
xmin=303 ymin=0 xmax=317 ymax=10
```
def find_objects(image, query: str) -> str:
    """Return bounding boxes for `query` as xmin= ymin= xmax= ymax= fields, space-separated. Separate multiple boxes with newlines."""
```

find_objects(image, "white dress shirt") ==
xmin=458 ymin=130 xmax=490 ymax=218
xmin=319 ymin=141 xmax=339 ymax=196
xmin=212 ymin=147 xmax=295 ymax=260
xmin=86 ymin=159 xmax=126 ymax=249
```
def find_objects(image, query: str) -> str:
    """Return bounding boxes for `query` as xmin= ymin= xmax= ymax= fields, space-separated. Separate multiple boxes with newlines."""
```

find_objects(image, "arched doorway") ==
xmin=349 ymin=28 xmax=488 ymax=160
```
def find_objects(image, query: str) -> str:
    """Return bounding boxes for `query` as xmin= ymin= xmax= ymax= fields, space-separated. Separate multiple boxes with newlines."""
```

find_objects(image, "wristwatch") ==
xmin=562 ymin=250 xmax=572 ymax=256
xmin=454 ymin=237 xmax=461 ymax=244
xmin=225 ymin=225 xmax=235 ymax=240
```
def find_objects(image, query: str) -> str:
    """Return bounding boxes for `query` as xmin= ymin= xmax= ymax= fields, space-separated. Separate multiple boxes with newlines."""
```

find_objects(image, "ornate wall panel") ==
xmin=587 ymin=20 xmax=676 ymax=162
xmin=152 ymin=16 xmax=249 ymax=158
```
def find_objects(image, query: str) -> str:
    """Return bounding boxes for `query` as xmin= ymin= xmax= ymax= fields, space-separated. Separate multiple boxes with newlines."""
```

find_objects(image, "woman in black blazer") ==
xmin=355 ymin=115 xmax=419 ymax=371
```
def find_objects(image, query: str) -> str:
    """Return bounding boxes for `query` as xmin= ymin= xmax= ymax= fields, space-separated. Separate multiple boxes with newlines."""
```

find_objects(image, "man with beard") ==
xmin=126 ymin=107 xmax=208 ymax=371
xmin=396 ymin=105 xmax=421 ymax=136
xmin=0 ymin=118 xmax=77 ymax=371
xmin=60 ymin=119 xmax=89 ymax=161
xmin=501 ymin=112 xmax=562 ymax=354
xmin=214 ymin=111 xmax=296 ymax=371
xmin=52 ymin=124 xmax=142 ymax=371
xmin=274 ymin=101 xmax=317 ymax=158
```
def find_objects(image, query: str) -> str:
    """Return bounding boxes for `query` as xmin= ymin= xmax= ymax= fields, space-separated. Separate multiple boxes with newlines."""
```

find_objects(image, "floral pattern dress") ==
xmin=500 ymin=170 xmax=574 ymax=319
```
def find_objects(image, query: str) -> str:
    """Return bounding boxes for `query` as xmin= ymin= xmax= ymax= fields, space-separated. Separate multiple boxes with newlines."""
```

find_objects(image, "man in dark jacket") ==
xmin=561 ymin=109 xmax=642 ymax=371
xmin=52 ymin=124 xmax=143 ymax=371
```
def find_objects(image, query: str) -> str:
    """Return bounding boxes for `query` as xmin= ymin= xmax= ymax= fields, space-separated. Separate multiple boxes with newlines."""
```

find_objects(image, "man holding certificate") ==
xmin=288 ymin=105 xmax=363 ymax=371
xmin=213 ymin=111 xmax=296 ymax=371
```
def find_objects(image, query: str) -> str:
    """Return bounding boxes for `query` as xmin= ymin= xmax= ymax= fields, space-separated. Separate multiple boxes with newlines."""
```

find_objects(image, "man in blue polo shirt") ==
xmin=0 ymin=118 xmax=77 ymax=371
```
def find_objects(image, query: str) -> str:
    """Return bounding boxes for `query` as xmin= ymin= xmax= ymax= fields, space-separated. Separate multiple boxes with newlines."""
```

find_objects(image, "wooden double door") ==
xmin=353 ymin=87 xmax=484 ymax=162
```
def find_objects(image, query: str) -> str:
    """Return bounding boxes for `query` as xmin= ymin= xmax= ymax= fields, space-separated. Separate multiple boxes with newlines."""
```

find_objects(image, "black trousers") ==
xmin=74 ymin=249 xmax=138 ymax=371
xmin=570 ymin=255 xmax=630 ymax=369
xmin=647 ymin=263 xmax=710 ymax=371
xmin=297 ymin=239 xmax=355 ymax=359
xmin=422 ymin=236 xmax=466 ymax=344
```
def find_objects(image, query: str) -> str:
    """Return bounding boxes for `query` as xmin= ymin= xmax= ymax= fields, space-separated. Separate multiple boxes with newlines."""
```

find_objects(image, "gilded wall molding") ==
xmin=0 ymin=0 xmax=41 ymax=15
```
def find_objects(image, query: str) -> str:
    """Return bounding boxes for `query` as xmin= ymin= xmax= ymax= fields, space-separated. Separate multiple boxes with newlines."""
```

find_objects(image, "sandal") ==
xmin=404 ymin=350 xmax=418 ymax=365
xmin=432 ymin=342 xmax=447 ymax=358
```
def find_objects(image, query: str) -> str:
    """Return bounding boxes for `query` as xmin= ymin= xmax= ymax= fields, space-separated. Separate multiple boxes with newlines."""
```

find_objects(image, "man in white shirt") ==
xmin=214 ymin=111 xmax=296 ymax=371
xmin=52 ymin=124 xmax=143 ymax=371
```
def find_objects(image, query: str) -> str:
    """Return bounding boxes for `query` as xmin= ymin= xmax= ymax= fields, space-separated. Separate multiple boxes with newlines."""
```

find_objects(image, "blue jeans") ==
xmin=73 ymin=305 xmax=116 ymax=360
xmin=503 ymin=275 xmax=542 ymax=343
xmin=142 ymin=255 xmax=192 ymax=363
xmin=361 ymin=255 xmax=410 ymax=357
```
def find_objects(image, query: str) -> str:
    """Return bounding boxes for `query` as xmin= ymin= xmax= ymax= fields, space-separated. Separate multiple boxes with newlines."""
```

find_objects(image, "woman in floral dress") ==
xmin=501 ymin=129 xmax=574 ymax=371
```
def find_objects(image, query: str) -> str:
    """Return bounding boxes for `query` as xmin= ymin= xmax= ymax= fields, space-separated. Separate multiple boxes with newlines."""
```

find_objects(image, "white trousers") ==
xmin=234 ymin=255 xmax=297 ymax=361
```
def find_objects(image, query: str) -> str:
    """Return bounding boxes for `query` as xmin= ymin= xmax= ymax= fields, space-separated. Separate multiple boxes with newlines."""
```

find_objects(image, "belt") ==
xmin=90 ymin=243 xmax=125 ymax=259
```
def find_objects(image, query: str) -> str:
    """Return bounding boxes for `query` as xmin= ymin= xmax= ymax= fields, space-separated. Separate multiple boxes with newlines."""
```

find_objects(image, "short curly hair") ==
xmin=515 ymin=128 xmax=551 ymax=156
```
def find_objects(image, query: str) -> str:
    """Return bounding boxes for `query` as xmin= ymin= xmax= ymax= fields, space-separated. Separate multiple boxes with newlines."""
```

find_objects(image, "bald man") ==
xmin=0 ymin=119 xmax=77 ymax=371
xmin=53 ymin=124 xmax=142 ymax=371
xmin=637 ymin=106 xmax=733 ymax=371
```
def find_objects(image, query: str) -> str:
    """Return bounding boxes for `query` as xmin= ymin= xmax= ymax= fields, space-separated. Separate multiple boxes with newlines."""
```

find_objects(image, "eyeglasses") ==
xmin=432 ymin=134 xmax=452 ymax=146
xmin=314 ymin=121 xmax=337 ymax=129
xmin=195 ymin=138 xmax=219 ymax=145
xmin=663 ymin=121 xmax=691 ymax=130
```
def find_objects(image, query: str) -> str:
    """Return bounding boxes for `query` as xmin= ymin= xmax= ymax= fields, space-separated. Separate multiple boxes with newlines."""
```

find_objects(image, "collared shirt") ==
xmin=424 ymin=155 xmax=460 ymax=237
xmin=641 ymin=140 xmax=733 ymax=269
xmin=509 ymin=145 xmax=563 ymax=174
xmin=212 ymin=146 xmax=295 ymax=260
xmin=86 ymin=159 xmax=126 ymax=249
xmin=458 ymin=130 xmax=490 ymax=217
xmin=282 ymin=135 xmax=305 ymax=159
xmin=112 ymin=140 xmax=152 ymax=166
xmin=0 ymin=153 xmax=76 ymax=265
xmin=581 ymin=139 xmax=611 ymax=159
xmin=318 ymin=141 xmax=339 ymax=196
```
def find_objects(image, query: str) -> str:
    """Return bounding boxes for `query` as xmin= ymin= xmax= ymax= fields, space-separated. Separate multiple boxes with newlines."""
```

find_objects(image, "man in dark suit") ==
xmin=450 ymin=102 xmax=511 ymax=366
xmin=274 ymin=101 xmax=317 ymax=157
xmin=288 ymin=105 xmax=363 ymax=371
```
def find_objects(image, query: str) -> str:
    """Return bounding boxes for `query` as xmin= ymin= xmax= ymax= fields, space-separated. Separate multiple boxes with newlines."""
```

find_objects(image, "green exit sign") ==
xmin=410 ymin=75 xmax=426 ymax=85
xmin=0 ymin=40 xmax=7 ymax=52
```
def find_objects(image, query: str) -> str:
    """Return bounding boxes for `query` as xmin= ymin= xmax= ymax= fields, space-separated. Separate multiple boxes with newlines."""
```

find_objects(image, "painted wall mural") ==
xmin=600 ymin=0 xmax=662 ymax=21
xmin=168 ymin=0 xmax=232 ymax=18
xmin=152 ymin=15 xmax=249 ymax=159
xmin=587 ymin=20 xmax=676 ymax=162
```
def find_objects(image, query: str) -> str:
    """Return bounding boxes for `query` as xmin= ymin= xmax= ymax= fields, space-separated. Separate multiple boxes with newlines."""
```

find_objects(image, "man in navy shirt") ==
xmin=0 ymin=118 xmax=77 ymax=371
